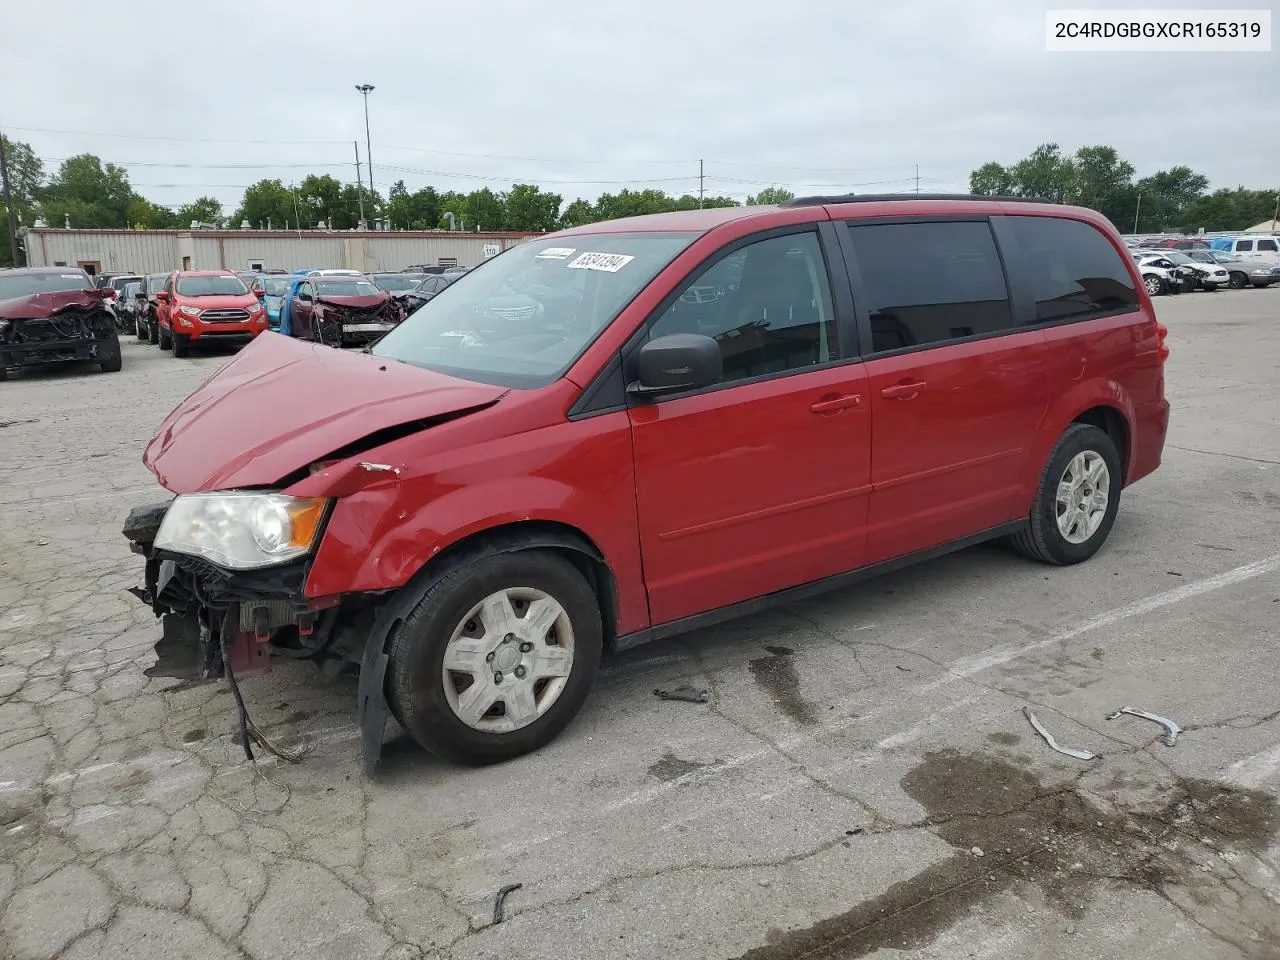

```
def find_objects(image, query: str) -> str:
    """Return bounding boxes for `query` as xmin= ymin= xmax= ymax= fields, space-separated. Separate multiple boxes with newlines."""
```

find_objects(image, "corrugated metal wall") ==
xmin=24 ymin=230 xmax=538 ymax=274
xmin=24 ymin=230 xmax=179 ymax=273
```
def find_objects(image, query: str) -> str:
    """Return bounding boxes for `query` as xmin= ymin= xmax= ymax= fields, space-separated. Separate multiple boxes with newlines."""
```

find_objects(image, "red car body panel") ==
xmin=138 ymin=198 xmax=1168 ymax=644
xmin=0 ymin=289 xmax=104 ymax=319
xmin=143 ymin=333 xmax=508 ymax=492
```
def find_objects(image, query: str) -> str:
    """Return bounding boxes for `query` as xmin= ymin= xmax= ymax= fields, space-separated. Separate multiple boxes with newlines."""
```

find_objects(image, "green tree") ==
xmin=126 ymin=195 xmax=177 ymax=229
xmin=1128 ymin=166 xmax=1210 ymax=232
xmin=746 ymin=186 xmax=794 ymax=205
xmin=503 ymin=183 xmax=561 ymax=231
xmin=969 ymin=161 xmax=1016 ymax=196
xmin=1182 ymin=187 xmax=1280 ymax=233
xmin=1010 ymin=143 xmax=1074 ymax=202
xmin=464 ymin=188 xmax=504 ymax=231
xmin=175 ymin=196 xmax=223 ymax=227
xmin=559 ymin=198 xmax=595 ymax=229
xmin=0 ymin=135 xmax=43 ymax=224
xmin=233 ymin=179 xmax=298 ymax=229
xmin=388 ymin=183 xmax=442 ymax=230
xmin=295 ymin=174 xmax=344 ymax=227
xmin=1067 ymin=146 xmax=1136 ymax=227
xmin=336 ymin=183 xmax=381 ymax=229
xmin=671 ymin=193 xmax=738 ymax=210
xmin=39 ymin=154 xmax=134 ymax=227
xmin=438 ymin=191 xmax=468 ymax=229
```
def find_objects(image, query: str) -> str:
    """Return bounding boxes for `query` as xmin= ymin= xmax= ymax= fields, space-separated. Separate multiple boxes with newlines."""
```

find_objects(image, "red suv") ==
xmin=123 ymin=195 xmax=1170 ymax=773
xmin=155 ymin=271 xmax=268 ymax=357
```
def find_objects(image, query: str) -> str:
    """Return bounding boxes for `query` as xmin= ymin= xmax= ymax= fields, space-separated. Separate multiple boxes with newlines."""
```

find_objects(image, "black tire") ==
xmin=1202 ymin=283 xmax=1218 ymax=292
xmin=135 ymin=316 xmax=148 ymax=342
xmin=1010 ymin=423 xmax=1122 ymax=566
xmin=0 ymin=365 xmax=8 ymax=382
xmin=1142 ymin=274 xmax=1164 ymax=297
xmin=172 ymin=334 xmax=190 ymax=358
xmin=1229 ymin=271 xmax=1248 ymax=289
xmin=387 ymin=550 xmax=603 ymax=766
xmin=98 ymin=333 xmax=123 ymax=373
xmin=158 ymin=325 xmax=172 ymax=350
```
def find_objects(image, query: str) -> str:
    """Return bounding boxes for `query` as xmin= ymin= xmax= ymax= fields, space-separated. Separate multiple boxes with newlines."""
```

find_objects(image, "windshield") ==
xmin=1161 ymin=252 xmax=1195 ymax=265
xmin=370 ymin=232 xmax=699 ymax=388
xmin=314 ymin=280 xmax=382 ymax=297
xmin=124 ymin=282 xmax=142 ymax=297
xmin=177 ymin=275 xmax=249 ymax=297
xmin=371 ymin=274 xmax=424 ymax=292
xmin=261 ymin=277 xmax=293 ymax=296
xmin=0 ymin=271 xmax=92 ymax=299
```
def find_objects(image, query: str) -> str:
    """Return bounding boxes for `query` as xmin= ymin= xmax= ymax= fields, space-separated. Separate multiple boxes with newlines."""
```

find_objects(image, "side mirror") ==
xmin=155 ymin=291 xmax=170 ymax=303
xmin=254 ymin=288 xmax=266 ymax=299
xmin=96 ymin=287 xmax=116 ymax=300
xmin=628 ymin=333 xmax=722 ymax=399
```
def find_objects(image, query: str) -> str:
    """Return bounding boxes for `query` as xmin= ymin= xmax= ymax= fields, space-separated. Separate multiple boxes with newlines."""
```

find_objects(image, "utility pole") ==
xmin=1133 ymin=191 xmax=1142 ymax=235
xmin=915 ymin=164 xmax=920 ymax=195
xmin=1272 ymin=191 xmax=1279 ymax=231
xmin=353 ymin=140 xmax=366 ymax=228
xmin=0 ymin=131 xmax=19 ymax=266
xmin=355 ymin=85 xmax=376 ymax=209
xmin=699 ymin=159 xmax=704 ymax=209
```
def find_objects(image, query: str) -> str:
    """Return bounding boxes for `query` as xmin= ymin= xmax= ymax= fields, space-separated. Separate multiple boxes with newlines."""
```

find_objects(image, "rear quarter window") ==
xmin=1258 ymin=239 xmax=1278 ymax=252
xmin=993 ymin=216 xmax=1138 ymax=324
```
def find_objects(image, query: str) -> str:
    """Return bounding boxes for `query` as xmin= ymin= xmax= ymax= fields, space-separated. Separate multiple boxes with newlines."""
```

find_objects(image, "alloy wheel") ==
xmin=1055 ymin=450 xmax=1109 ymax=544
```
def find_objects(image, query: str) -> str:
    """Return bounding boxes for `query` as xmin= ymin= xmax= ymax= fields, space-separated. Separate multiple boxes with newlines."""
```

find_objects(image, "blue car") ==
xmin=250 ymin=275 xmax=298 ymax=333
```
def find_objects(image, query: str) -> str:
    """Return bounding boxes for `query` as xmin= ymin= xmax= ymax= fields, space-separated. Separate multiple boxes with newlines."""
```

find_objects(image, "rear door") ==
xmin=292 ymin=281 xmax=315 ymax=337
xmin=627 ymin=226 xmax=872 ymax=625
xmin=836 ymin=217 xmax=1052 ymax=563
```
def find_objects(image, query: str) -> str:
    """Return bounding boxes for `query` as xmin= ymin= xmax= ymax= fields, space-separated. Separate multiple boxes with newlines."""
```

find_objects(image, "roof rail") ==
xmin=782 ymin=193 xmax=1059 ymax=207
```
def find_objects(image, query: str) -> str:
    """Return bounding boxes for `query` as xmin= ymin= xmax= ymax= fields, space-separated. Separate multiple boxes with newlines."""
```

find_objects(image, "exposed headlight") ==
xmin=179 ymin=305 xmax=201 ymax=317
xmin=154 ymin=493 xmax=327 ymax=569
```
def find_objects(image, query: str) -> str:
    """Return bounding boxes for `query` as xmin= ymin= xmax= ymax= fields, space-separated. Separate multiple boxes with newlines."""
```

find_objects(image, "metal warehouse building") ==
xmin=20 ymin=228 xmax=540 ymax=276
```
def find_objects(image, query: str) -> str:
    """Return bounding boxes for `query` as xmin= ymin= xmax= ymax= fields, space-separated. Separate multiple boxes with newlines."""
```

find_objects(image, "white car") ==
xmin=1154 ymin=251 xmax=1231 ymax=290
xmin=1132 ymin=253 xmax=1188 ymax=296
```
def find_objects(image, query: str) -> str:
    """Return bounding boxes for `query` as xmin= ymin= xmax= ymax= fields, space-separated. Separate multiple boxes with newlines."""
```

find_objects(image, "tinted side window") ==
xmin=1258 ymin=239 xmax=1278 ymax=252
xmin=996 ymin=216 xmax=1138 ymax=324
xmin=843 ymin=220 xmax=1010 ymax=353
xmin=1236 ymin=240 xmax=1254 ymax=252
xmin=648 ymin=232 xmax=837 ymax=384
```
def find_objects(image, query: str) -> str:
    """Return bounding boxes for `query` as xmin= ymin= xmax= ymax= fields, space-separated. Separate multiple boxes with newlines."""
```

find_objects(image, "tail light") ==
xmin=1155 ymin=321 xmax=1169 ymax=362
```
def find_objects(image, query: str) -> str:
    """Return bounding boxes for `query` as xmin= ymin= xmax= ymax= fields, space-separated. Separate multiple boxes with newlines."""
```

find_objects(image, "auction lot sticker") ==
xmin=567 ymin=252 xmax=635 ymax=273
xmin=536 ymin=247 xmax=577 ymax=260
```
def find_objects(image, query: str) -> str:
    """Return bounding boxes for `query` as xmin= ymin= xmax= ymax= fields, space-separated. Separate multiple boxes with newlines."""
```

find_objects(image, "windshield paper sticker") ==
xmin=536 ymin=247 xmax=577 ymax=260
xmin=567 ymin=252 xmax=635 ymax=273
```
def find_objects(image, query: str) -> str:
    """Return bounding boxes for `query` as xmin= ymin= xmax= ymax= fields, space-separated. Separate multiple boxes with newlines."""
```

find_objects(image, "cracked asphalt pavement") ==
xmin=3 ymin=289 xmax=1280 ymax=960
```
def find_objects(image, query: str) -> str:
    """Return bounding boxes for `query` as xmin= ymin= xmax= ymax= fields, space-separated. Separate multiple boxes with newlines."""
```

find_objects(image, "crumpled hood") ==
xmin=0 ymin=290 xmax=101 ymax=320
xmin=143 ymin=332 xmax=507 ymax=493
xmin=315 ymin=293 xmax=388 ymax=309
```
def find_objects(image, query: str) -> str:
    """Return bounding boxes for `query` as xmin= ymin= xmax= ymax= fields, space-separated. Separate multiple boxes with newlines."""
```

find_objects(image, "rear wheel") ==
xmin=172 ymin=334 xmax=190 ymax=358
xmin=135 ymin=316 xmax=149 ymax=342
xmin=1229 ymin=271 xmax=1248 ymax=289
xmin=1010 ymin=423 xmax=1122 ymax=566
xmin=387 ymin=550 xmax=603 ymax=765
xmin=158 ymin=325 xmax=172 ymax=350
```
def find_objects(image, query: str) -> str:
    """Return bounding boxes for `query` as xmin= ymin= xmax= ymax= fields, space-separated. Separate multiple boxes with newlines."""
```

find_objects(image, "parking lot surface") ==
xmin=2 ymin=289 xmax=1280 ymax=960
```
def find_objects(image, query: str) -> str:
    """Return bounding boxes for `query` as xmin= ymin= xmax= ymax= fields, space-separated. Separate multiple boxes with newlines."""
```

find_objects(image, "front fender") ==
xmin=1021 ymin=379 xmax=1135 ymax=510
xmin=299 ymin=421 xmax=648 ymax=634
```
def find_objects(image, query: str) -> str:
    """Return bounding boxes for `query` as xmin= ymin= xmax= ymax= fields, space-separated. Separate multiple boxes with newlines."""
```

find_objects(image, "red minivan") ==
xmin=123 ymin=195 xmax=1170 ymax=773
xmin=155 ymin=271 xmax=268 ymax=357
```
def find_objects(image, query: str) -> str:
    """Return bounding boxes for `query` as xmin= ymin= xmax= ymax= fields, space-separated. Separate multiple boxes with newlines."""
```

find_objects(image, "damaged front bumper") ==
xmin=123 ymin=500 xmax=346 ymax=684
xmin=0 ymin=311 xmax=115 ymax=367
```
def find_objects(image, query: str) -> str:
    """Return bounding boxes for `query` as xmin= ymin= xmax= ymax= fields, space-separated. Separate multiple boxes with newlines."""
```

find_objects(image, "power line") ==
xmin=8 ymin=125 xmax=348 ymax=145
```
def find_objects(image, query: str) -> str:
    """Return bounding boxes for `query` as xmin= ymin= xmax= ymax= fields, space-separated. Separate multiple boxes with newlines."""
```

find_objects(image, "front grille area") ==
xmin=201 ymin=308 xmax=250 ymax=323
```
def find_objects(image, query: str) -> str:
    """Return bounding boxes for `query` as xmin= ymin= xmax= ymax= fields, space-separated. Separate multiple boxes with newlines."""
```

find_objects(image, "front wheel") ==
xmin=98 ymin=333 xmax=122 ymax=372
xmin=158 ymin=325 xmax=172 ymax=350
xmin=172 ymin=333 xmax=190 ymax=358
xmin=1010 ymin=423 xmax=1122 ymax=566
xmin=1229 ymin=271 xmax=1248 ymax=289
xmin=387 ymin=550 xmax=603 ymax=765
xmin=1142 ymin=274 xmax=1164 ymax=297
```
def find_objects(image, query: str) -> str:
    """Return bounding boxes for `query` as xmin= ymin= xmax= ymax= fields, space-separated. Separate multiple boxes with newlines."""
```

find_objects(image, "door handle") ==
xmin=809 ymin=393 xmax=862 ymax=414
xmin=881 ymin=380 xmax=926 ymax=400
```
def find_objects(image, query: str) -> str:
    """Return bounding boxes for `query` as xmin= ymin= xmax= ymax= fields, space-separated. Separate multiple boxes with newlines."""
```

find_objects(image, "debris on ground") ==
xmin=1023 ymin=707 xmax=1096 ymax=761
xmin=1106 ymin=706 xmax=1182 ymax=746
xmin=492 ymin=883 xmax=523 ymax=924
xmin=653 ymin=685 xmax=709 ymax=703
xmin=970 ymin=846 xmax=985 ymax=857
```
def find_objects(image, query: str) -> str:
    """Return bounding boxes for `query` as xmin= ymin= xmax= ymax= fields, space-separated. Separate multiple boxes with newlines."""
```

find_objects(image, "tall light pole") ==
xmin=355 ymin=85 xmax=375 ymax=226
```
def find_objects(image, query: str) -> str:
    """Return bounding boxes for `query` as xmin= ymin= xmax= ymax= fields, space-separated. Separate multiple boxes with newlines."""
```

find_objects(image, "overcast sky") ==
xmin=3 ymin=0 xmax=1277 ymax=213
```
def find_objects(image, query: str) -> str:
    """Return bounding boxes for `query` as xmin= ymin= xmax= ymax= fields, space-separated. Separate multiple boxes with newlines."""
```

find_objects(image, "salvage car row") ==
xmin=103 ymin=267 xmax=464 ymax=358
